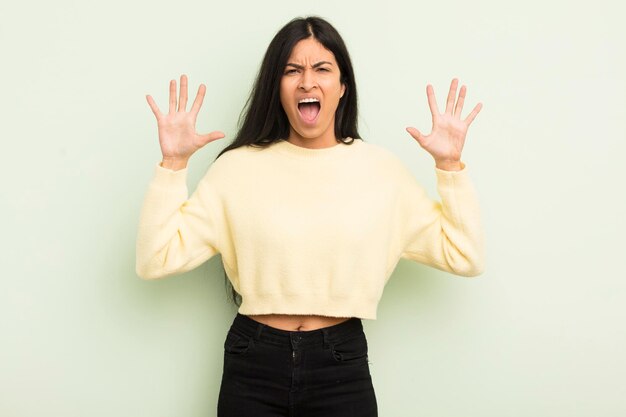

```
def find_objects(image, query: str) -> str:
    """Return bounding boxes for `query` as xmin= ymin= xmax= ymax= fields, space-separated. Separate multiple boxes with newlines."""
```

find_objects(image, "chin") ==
xmin=295 ymin=130 xmax=323 ymax=139
xmin=291 ymin=123 xmax=333 ymax=140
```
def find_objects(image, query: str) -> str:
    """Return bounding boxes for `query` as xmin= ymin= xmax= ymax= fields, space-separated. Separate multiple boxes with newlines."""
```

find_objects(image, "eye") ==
xmin=284 ymin=69 xmax=298 ymax=75
xmin=317 ymin=67 xmax=330 ymax=72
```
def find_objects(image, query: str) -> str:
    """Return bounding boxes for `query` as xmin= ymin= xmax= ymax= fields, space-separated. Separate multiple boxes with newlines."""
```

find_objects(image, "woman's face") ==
xmin=280 ymin=37 xmax=346 ymax=148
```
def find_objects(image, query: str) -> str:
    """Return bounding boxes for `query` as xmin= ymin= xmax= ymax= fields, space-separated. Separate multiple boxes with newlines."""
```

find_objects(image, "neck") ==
xmin=286 ymin=128 xmax=339 ymax=149
xmin=271 ymin=137 xmax=359 ymax=159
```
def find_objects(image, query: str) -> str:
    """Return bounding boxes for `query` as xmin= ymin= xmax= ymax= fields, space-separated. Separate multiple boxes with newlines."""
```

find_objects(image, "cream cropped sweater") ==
xmin=135 ymin=138 xmax=484 ymax=319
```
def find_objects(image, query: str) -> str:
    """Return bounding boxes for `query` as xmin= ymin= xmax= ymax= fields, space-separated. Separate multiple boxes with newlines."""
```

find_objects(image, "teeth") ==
xmin=298 ymin=97 xmax=320 ymax=104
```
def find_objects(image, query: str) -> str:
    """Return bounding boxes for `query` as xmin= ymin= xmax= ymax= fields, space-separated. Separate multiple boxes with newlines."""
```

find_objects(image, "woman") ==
xmin=136 ymin=16 xmax=484 ymax=417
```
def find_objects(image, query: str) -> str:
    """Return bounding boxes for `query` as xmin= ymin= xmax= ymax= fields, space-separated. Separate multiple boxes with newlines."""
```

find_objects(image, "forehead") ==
xmin=287 ymin=37 xmax=337 ymax=64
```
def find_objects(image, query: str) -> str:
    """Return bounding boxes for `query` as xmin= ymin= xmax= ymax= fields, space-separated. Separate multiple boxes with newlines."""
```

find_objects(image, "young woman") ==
xmin=136 ymin=15 xmax=484 ymax=417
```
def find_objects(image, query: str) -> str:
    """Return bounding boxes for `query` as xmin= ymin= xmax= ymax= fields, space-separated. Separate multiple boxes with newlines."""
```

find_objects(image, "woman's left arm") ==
xmin=400 ymin=78 xmax=485 ymax=276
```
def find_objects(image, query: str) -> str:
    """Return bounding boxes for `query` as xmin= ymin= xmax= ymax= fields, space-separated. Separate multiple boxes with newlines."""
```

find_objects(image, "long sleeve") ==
xmin=398 ymin=162 xmax=485 ymax=277
xmin=135 ymin=162 xmax=223 ymax=280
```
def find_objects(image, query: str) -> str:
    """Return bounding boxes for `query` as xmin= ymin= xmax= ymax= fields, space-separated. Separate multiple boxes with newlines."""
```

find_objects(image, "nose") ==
xmin=298 ymin=68 xmax=317 ymax=91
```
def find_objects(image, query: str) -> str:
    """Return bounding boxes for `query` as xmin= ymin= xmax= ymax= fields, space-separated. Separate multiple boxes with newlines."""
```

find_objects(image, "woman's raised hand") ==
xmin=406 ymin=78 xmax=482 ymax=171
xmin=146 ymin=74 xmax=225 ymax=164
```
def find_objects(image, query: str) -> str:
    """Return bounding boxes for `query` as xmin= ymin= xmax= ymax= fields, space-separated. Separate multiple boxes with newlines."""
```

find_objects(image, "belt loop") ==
xmin=322 ymin=328 xmax=330 ymax=349
xmin=254 ymin=322 xmax=264 ymax=340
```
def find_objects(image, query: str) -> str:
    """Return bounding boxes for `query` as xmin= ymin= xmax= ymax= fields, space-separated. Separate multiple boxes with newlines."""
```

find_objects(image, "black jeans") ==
xmin=217 ymin=312 xmax=378 ymax=417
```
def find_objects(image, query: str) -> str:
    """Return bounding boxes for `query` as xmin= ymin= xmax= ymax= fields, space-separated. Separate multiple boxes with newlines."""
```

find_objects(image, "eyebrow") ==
xmin=285 ymin=61 xmax=334 ymax=69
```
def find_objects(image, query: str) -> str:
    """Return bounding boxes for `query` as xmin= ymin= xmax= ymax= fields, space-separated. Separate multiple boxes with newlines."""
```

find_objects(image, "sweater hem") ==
xmin=237 ymin=295 xmax=378 ymax=320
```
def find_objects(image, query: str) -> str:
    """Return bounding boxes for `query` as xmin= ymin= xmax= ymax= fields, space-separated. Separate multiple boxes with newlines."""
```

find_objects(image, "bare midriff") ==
xmin=246 ymin=314 xmax=352 ymax=331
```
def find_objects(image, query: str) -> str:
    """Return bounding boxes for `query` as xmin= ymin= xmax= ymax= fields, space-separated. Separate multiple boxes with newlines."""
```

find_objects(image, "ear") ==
xmin=340 ymin=83 xmax=346 ymax=98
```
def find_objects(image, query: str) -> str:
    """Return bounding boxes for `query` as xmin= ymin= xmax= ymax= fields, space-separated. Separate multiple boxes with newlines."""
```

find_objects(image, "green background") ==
xmin=2 ymin=0 xmax=624 ymax=415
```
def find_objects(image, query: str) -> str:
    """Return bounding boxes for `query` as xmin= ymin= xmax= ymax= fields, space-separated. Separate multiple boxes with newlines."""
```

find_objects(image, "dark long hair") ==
xmin=213 ymin=16 xmax=361 ymax=308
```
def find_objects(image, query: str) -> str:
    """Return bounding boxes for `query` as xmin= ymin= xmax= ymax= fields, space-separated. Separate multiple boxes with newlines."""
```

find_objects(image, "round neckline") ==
xmin=272 ymin=137 xmax=361 ymax=158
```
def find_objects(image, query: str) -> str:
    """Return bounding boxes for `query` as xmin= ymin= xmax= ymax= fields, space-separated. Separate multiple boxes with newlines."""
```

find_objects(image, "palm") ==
xmin=406 ymin=78 xmax=482 ymax=163
xmin=156 ymin=111 xmax=206 ymax=158
xmin=146 ymin=74 xmax=225 ymax=160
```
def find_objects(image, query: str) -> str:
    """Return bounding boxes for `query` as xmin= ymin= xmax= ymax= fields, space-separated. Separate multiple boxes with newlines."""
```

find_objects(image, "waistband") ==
xmin=228 ymin=313 xmax=364 ymax=350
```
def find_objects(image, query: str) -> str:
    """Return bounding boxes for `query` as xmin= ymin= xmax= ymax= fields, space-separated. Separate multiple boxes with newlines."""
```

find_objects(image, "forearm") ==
xmin=433 ymin=165 xmax=484 ymax=275
xmin=400 ymin=164 xmax=485 ymax=276
xmin=136 ymin=164 xmax=190 ymax=279
xmin=135 ymin=162 xmax=222 ymax=280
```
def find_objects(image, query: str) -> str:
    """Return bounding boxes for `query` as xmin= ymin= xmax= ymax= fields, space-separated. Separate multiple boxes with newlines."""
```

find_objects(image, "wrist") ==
xmin=161 ymin=156 xmax=189 ymax=171
xmin=435 ymin=159 xmax=463 ymax=171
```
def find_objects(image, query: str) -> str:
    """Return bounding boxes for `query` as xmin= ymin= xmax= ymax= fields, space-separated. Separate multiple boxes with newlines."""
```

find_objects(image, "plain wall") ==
xmin=1 ymin=0 xmax=624 ymax=415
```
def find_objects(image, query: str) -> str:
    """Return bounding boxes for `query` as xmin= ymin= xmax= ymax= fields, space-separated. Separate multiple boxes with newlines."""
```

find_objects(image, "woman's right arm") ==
xmin=135 ymin=74 xmax=225 ymax=279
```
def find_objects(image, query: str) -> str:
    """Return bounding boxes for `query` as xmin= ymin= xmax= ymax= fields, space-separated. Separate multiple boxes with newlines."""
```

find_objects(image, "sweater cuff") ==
xmin=152 ymin=161 xmax=188 ymax=188
xmin=434 ymin=161 xmax=471 ymax=188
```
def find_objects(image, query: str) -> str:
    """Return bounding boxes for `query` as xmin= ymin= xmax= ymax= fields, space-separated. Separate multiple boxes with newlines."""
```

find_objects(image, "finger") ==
xmin=454 ymin=85 xmax=466 ymax=118
xmin=406 ymin=127 xmax=425 ymax=145
xmin=178 ymin=74 xmax=188 ymax=112
xmin=445 ymin=78 xmax=459 ymax=115
xmin=190 ymin=83 xmax=206 ymax=116
xmin=199 ymin=130 xmax=226 ymax=147
xmin=426 ymin=84 xmax=439 ymax=119
xmin=169 ymin=79 xmax=177 ymax=114
xmin=145 ymin=95 xmax=163 ymax=119
xmin=464 ymin=102 xmax=483 ymax=126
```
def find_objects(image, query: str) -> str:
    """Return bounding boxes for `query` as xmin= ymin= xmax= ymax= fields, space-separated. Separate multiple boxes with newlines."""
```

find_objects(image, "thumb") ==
xmin=198 ymin=130 xmax=226 ymax=147
xmin=406 ymin=127 xmax=425 ymax=145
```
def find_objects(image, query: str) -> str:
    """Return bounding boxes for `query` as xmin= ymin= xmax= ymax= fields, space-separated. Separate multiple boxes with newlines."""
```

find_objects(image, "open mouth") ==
xmin=297 ymin=101 xmax=321 ymax=124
